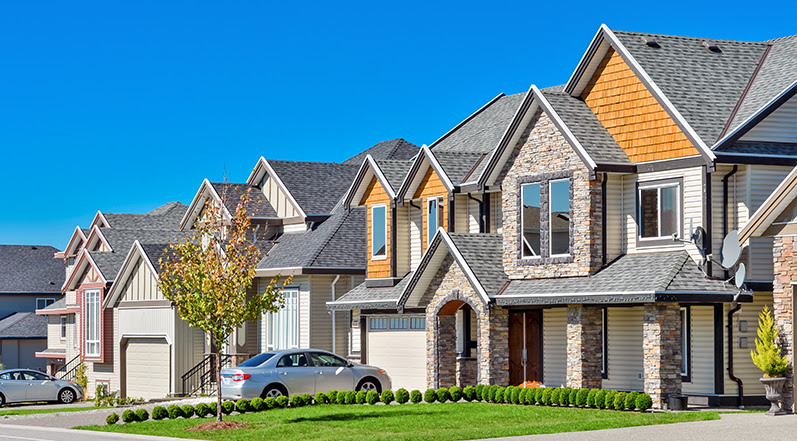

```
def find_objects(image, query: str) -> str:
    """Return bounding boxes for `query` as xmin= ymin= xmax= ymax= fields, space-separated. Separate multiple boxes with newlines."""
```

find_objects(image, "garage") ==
xmin=125 ymin=338 xmax=170 ymax=399
xmin=365 ymin=316 xmax=427 ymax=392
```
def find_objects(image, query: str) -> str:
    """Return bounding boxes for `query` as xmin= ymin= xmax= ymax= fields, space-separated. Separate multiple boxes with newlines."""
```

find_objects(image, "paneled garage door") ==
xmin=366 ymin=316 xmax=426 ymax=392
xmin=125 ymin=338 xmax=170 ymax=399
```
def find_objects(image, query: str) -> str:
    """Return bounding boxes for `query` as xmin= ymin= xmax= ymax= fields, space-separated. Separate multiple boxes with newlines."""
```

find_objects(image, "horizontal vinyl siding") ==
xmin=724 ymin=291 xmax=773 ymax=396
xmin=746 ymin=165 xmax=791 ymax=280
xmin=543 ymin=308 xmax=566 ymax=387
xmin=409 ymin=206 xmax=423 ymax=271
xmin=683 ymin=305 xmax=715 ymax=394
xmin=606 ymin=174 xmax=624 ymax=259
xmin=603 ymin=307 xmax=643 ymax=391
xmin=741 ymin=94 xmax=797 ymax=143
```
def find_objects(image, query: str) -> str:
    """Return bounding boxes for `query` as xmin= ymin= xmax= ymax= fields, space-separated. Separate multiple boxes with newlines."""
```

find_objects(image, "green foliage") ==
xmin=586 ymin=389 xmax=599 ymax=407
xmin=569 ymin=388 xmax=579 ymax=406
xmin=523 ymin=388 xmax=535 ymax=405
xmin=250 ymin=397 xmax=265 ymax=412
xmin=395 ymin=388 xmax=410 ymax=404
xmin=462 ymin=386 xmax=475 ymax=402
xmin=326 ymin=390 xmax=338 ymax=404
xmin=603 ymin=390 xmax=616 ymax=410
xmin=221 ymin=401 xmax=235 ymax=415
xmin=595 ymin=389 xmax=607 ymax=409
xmin=511 ymin=387 xmax=522 ymax=404
xmin=121 ymin=409 xmax=137 ymax=423
xmin=135 ymin=409 xmax=149 ymax=422
xmin=613 ymin=392 xmax=627 ymax=411
xmin=449 ymin=385 xmax=463 ymax=402
xmin=105 ymin=413 xmax=119 ymax=425
xmin=541 ymin=388 xmax=554 ymax=405
xmin=436 ymin=387 xmax=451 ymax=403
xmin=335 ymin=391 xmax=346 ymax=404
xmin=518 ymin=388 xmax=528 ymax=404
xmin=181 ymin=405 xmax=195 ymax=418
xmin=750 ymin=305 xmax=789 ymax=377
xmin=474 ymin=384 xmax=484 ymax=401
xmin=345 ymin=391 xmax=357 ymax=405
xmin=94 ymin=384 xmax=112 ymax=407
xmin=576 ymin=388 xmax=590 ymax=407
xmin=534 ymin=388 xmax=545 ymax=404
xmin=550 ymin=388 xmax=561 ymax=405
xmin=355 ymin=391 xmax=367 ymax=404
xmin=424 ymin=388 xmax=437 ymax=403
xmin=410 ymin=389 xmax=422 ymax=404
xmin=313 ymin=393 xmax=326 ymax=405
xmin=290 ymin=395 xmax=303 ymax=408
xmin=624 ymin=392 xmax=639 ymax=411
xmin=74 ymin=362 xmax=88 ymax=399
xmin=366 ymin=390 xmax=380 ymax=405
xmin=195 ymin=402 xmax=212 ymax=417
xmin=166 ymin=404 xmax=183 ymax=419
xmin=300 ymin=393 xmax=313 ymax=407
xmin=151 ymin=406 xmax=167 ymax=420
xmin=235 ymin=399 xmax=251 ymax=413
xmin=275 ymin=396 xmax=288 ymax=408
xmin=380 ymin=390 xmax=394 ymax=405
xmin=264 ymin=397 xmax=277 ymax=409
xmin=636 ymin=393 xmax=653 ymax=411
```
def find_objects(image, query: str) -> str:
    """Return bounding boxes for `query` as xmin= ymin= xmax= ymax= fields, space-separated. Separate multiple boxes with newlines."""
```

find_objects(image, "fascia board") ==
xmin=261 ymin=159 xmax=308 ymax=219
xmin=179 ymin=179 xmax=233 ymax=231
xmin=439 ymin=229 xmax=491 ymax=305
xmin=245 ymin=156 xmax=268 ymax=186
xmin=739 ymin=164 xmax=797 ymax=243
xmin=89 ymin=211 xmax=109 ymax=229
xmin=532 ymin=85 xmax=598 ymax=170
xmin=342 ymin=157 xmax=374 ymax=209
xmin=424 ymin=146 xmax=456 ymax=192
xmin=65 ymin=226 xmax=88 ymax=256
xmin=367 ymin=156 xmax=397 ymax=199
xmin=395 ymin=148 xmax=427 ymax=201
xmin=85 ymin=225 xmax=113 ymax=253
xmin=564 ymin=25 xmax=608 ymax=94
xmin=103 ymin=241 xmax=158 ymax=308
xmin=62 ymin=249 xmax=106 ymax=292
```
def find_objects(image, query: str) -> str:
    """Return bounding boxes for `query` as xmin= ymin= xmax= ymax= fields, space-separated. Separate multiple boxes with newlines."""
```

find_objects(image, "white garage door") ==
xmin=366 ymin=316 xmax=426 ymax=392
xmin=126 ymin=338 xmax=170 ymax=399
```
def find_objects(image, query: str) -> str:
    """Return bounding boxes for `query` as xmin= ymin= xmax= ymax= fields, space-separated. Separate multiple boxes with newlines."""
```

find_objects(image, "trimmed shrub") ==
xmin=594 ymin=389 xmax=607 ymax=409
xmin=636 ymin=393 xmax=653 ymax=411
xmin=532 ymin=387 xmax=543 ymax=404
xmin=151 ymin=406 xmax=167 ymax=420
xmin=613 ymin=392 xmax=627 ymax=411
xmin=518 ymin=388 xmax=527 ymax=404
xmin=511 ymin=387 xmax=522 ymax=404
xmin=250 ymin=397 xmax=265 ymax=412
xmin=624 ymin=391 xmax=639 ymax=411
xmin=474 ymin=384 xmax=484 ymax=401
xmin=380 ymin=390 xmax=394 ymax=405
xmin=222 ymin=401 xmax=235 ymax=414
xmin=569 ymin=388 xmax=579 ymax=406
xmin=313 ymin=392 xmax=326 ymax=405
xmin=449 ymin=386 xmax=462 ymax=402
xmin=181 ymin=404 xmax=195 ymax=418
xmin=395 ymin=388 xmax=410 ymax=404
xmin=106 ymin=413 xmax=119 ymax=425
xmin=195 ymin=402 xmax=212 ymax=417
xmin=301 ymin=393 xmax=313 ymax=407
xmin=135 ymin=408 xmax=149 ymax=422
xmin=236 ymin=399 xmax=251 ymax=413
xmin=542 ymin=388 xmax=554 ymax=405
xmin=356 ymin=390 xmax=367 ymax=404
xmin=603 ymin=390 xmax=616 ymax=410
xmin=550 ymin=388 xmax=561 ymax=405
xmin=275 ymin=396 xmax=289 ymax=408
xmin=290 ymin=394 xmax=303 ymax=408
xmin=264 ymin=397 xmax=277 ymax=409
xmin=576 ymin=388 xmax=590 ymax=407
xmin=586 ymin=389 xmax=599 ymax=407
xmin=523 ymin=388 xmax=535 ymax=405
xmin=436 ymin=387 xmax=450 ymax=403
xmin=463 ymin=386 xmax=475 ymax=402
xmin=495 ymin=387 xmax=505 ymax=403
xmin=121 ymin=409 xmax=137 ymax=423
xmin=367 ymin=390 xmax=380 ymax=405
xmin=326 ymin=390 xmax=338 ymax=404
xmin=410 ymin=389 xmax=422 ymax=404
xmin=424 ymin=388 xmax=437 ymax=403
xmin=167 ymin=404 xmax=183 ymax=419
xmin=335 ymin=391 xmax=347 ymax=404
xmin=344 ymin=391 xmax=357 ymax=405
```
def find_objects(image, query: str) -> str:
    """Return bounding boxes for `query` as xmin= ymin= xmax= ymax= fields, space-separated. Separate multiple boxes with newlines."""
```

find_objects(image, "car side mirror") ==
xmin=347 ymin=362 xmax=354 ymax=368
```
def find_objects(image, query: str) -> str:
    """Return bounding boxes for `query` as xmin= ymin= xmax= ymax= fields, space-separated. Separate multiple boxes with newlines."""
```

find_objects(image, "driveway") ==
xmin=0 ymin=424 xmax=199 ymax=441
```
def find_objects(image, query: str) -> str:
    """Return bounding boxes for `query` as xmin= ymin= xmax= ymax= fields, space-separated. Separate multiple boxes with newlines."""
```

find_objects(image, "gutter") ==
xmin=728 ymin=302 xmax=745 ymax=408
xmin=467 ymin=193 xmax=485 ymax=232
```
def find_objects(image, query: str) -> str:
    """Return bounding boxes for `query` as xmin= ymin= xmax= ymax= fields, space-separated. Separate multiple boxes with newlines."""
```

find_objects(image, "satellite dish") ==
xmin=721 ymin=230 xmax=742 ymax=269
xmin=734 ymin=263 xmax=746 ymax=289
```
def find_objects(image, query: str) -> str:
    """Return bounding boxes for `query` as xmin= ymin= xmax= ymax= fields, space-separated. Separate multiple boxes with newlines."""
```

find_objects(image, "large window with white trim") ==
xmin=371 ymin=204 xmax=387 ymax=259
xmin=267 ymin=289 xmax=299 ymax=350
xmin=85 ymin=291 xmax=101 ymax=357
xmin=639 ymin=181 xmax=680 ymax=241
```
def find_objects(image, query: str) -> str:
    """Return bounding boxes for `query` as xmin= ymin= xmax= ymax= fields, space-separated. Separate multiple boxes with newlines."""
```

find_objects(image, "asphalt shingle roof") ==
xmin=102 ymin=202 xmax=187 ymax=230
xmin=446 ymin=233 xmax=506 ymax=296
xmin=0 ymin=245 xmax=64 ymax=293
xmin=327 ymin=275 xmax=412 ymax=310
xmin=432 ymin=93 xmax=526 ymax=154
xmin=209 ymin=182 xmax=277 ymax=218
xmin=374 ymin=160 xmax=413 ymax=191
xmin=0 ymin=312 xmax=47 ymax=338
xmin=267 ymin=161 xmax=359 ymax=215
xmin=343 ymin=139 xmax=420 ymax=165
xmin=41 ymin=298 xmax=66 ymax=311
xmin=434 ymin=152 xmax=488 ymax=185
xmin=88 ymin=251 xmax=129 ymax=282
xmin=716 ymin=141 xmax=797 ymax=155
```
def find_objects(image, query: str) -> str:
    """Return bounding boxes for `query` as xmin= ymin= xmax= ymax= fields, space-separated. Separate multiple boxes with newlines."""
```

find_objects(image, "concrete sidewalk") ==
xmin=0 ymin=423 xmax=200 ymax=441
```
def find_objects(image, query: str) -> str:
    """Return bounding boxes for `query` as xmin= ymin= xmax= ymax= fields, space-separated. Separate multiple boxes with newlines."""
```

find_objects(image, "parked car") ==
xmin=221 ymin=349 xmax=392 ymax=400
xmin=0 ymin=369 xmax=84 ymax=406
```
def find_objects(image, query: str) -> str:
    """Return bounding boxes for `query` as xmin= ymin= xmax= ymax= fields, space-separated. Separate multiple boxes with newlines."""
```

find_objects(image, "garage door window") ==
xmin=369 ymin=316 xmax=424 ymax=331
xmin=85 ymin=290 xmax=101 ymax=357
xmin=267 ymin=289 xmax=299 ymax=350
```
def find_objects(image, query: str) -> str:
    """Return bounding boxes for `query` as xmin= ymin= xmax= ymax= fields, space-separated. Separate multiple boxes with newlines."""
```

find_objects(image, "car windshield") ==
xmin=239 ymin=352 xmax=276 ymax=367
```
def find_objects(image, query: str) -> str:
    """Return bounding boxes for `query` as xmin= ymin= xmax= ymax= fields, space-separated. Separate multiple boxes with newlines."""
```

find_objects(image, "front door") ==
xmin=509 ymin=311 xmax=541 ymax=386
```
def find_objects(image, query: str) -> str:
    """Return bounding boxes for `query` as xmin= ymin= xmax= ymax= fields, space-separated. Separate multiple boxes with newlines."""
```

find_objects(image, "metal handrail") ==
xmin=181 ymin=353 xmax=235 ymax=396
xmin=55 ymin=354 xmax=81 ymax=381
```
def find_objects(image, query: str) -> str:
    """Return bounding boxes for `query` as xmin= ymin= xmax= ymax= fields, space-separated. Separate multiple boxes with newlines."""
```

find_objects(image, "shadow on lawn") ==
xmin=286 ymin=409 xmax=421 ymax=423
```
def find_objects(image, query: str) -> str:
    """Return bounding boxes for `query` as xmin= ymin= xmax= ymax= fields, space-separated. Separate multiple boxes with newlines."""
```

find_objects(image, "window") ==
xmin=277 ymin=353 xmax=308 ymax=368
xmin=267 ymin=289 xmax=299 ymax=350
xmin=639 ymin=182 xmax=680 ymax=240
xmin=520 ymin=176 xmax=571 ymax=259
xmin=60 ymin=315 xmax=67 ymax=340
xmin=36 ymin=298 xmax=55 ymax=310
xmin=389 ymin=318 xmax=407 ymax=330
xmin=309 ymin=352 xmax=348 ymax=367
xmin=427 ymin=197 xmax=444 ymax=245
xmin=680 ymin=306 xmax=691 ymax=381
xmin=601 ymin=308 xmax=608 ymax=379
xmin=371 ymin=204 xmax=387 ymax=259
xmin=410 ymin=317 xmax=426 ymax=330
xmin=521 ymin=183 xmax=541 ymax=257
xmin=85 ymin=291 xmax=101 ymax=357
xmin=239 ymin=352 xmax=275 ymax=367
xmin=369 ymin=317 xmax=388 ymax=330
xmin=369 ymin=316 xmax=424 ymax=331
xmin=550 ymin=180 xmax=571 ymax=255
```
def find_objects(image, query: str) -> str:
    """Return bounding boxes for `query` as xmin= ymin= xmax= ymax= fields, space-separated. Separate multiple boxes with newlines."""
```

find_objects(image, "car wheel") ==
xmin=262 ymin=385 xmax=286 ymax=399
xmin=357 ymin=378 xmax=381 ymax=393
xmin=0 ymin=392 xmax=5 ymax=407
xmin=58 ymin=388 xmax=76 ymax=404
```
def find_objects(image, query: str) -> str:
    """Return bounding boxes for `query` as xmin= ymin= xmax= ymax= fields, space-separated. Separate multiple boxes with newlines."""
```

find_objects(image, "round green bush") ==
xmin=380 ymin=390 xmax=394 ymax=405
xmin=594 ymin=389 xmax=606 ymax=409
xmin=221 ymin=401 xmax=235 ymax=414
xmin=135 ymin=408 xmax=149 ymax=422
xmin=550 ymin=388 xmax=561 ymax=405
xmin=449 ymin=386 xmax=462 ymax=402
xmin=106 ymin=413 xmax=119 ymax=425
xmin=576 ymin=388 xmax=590 ymax=407
xmin=395 ymin=388 xmax=410 ymax=404
xmin=603 ymin=390 xmax=616 ymax=410
xmin=522 ymin=388 xmax=534 ymax=404
xmin=613 ymin=392 xmax=627 ymax=410
xmin=366 ymin=390 xmax=380 ymax=405
xmin=355 ymin=390 xmax=367 ymax=404
xmin=624 ymin=391 xmax=639 ymax=411
xmin=559 ymin=388 xmax=570 ymax=406
xmin=586 ymin=389 xmax=599 ymax=407
xmin=264 ymin=397 xmax=277 ymax=409
xmin=511 ymin=387 xmax=522 ymax=404
xmin=313 ymin=393 xmax=326 ymax=405
xmin=518 ymin=388 xmax=527 ymax=404
xmin=462 ymin=386 xmax=475 ymax=402
xmin=167 ymin=404 xmax=183 ymax=419
xmin=635 ymin=393 xmax=653 ymax=411
xmin=300 ymin=393 xmax=313 ymax=406
xmin=290 ymin=394 xmax=303 ymax=407
xmin=424 ymin=388 xmax=437 ymax=403
xmin=474 ymin=384 xmax=484 ymax=401
xmin=275 ymin=396 xmax=288 ymax=408
xmin=236 ymin=399 xmax=251 ymax=413
xmin=195 ymin=402 xmax=211 ymax=417
xmin=121 ymin=409 xmax=137 ymax=423
xmin=250 ymin=397 xmax=265 ymax=412
xmin=533 ymin=387 xmax=543 ymax=404
xmin=410 ymin=389 xmax=422 ymax=404
xmin=326 ymin=390 xmax=338 ymax=403
xmin=345 ymin=391 xmax=357 ymax=404
xmin=542 ymin=388 xmax=554 ymax=405
xmin=181 ymin=404 xmax=195 ymax=418
xmin=436 ymin=387 xmax=450 ymax=403
xmin=151 ymin=406 xmax=167 ymax=420
xmin=335 ymin=391 xmax=347 ymax=404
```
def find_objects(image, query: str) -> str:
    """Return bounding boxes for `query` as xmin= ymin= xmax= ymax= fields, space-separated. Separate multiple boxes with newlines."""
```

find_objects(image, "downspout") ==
xmin=728 ymin=302 xmax=744 ymax=408
xmin=330 ymin=275 xmax=341 ymax=354
xmin=721 ymin=166 xmax=738 ymax=279
xmin=467 ymin=193 xmax=484 ymax=233
xmin=601 ymin=173 xmax=608 ymax=267
xmin=704 ymin=165 xmax=713 ymax=277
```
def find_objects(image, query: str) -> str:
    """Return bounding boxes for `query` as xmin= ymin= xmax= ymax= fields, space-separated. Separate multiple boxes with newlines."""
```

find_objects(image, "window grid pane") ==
xmin=550 ymin=180 xmax=570 ymax=255
xmin=371 ymin=206 xmax=387 ymax=257
xmin=521 ymin=183 xmax=541 ymax=257
xmin=389 ymin=318 xmax=407 ymax=330
xmin=410 ymin=317 xmax=425 ymax=330
xmin=428 ymin=199 xmax=438 ymax=244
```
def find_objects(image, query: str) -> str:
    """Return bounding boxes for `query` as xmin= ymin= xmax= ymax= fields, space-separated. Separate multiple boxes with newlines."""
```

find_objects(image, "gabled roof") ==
xmin=0 ymin=245 xmax=64 ymax=294
xmin=342 ymin=138 xmax=420 ymax=165
xmin=342 ymin=155 xmax=413 ymax=208
xmin=0 ymin=312 xmax=46 ymax=338
xmin=266 ymin=161 xmax=359 ymax=215
xmin=396 ymin=146 xmax=457 ymax=201
xmin=180 ymin=179 xmax=235 ymax=230
xmin=63 ymin=226 xmax=88 ymax=257
xmin=739 ymin=165 xmax=797 ymax=243
xmin=209 ymin=182 xmax=276 ymax=218
xmin=431 ymin=93 xmax=526 ymax=154
xmin=104 ymin=241 xmax=167 ymax=308
xmin=101 ymin=202 xmax=187 ymax=230
xmin=63 ymin=249 xmax=108 ymax=291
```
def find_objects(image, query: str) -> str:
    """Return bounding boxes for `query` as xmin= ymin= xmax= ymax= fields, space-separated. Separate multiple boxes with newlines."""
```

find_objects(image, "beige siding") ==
xmin=603 ymin=307 xmax=644 ymax=391
xmin=409 ymin=204 xmax=423 ymax=271
xmin=299 ymin=278 xmax=311 ymax=349
xmin=173 ymin=311 xmax=204 ymax=394
xmin=606 ymin=174 xmax=624 ymax=259
xmin=262 ymin=174 xmax=301 ymax=218
xmin=724 ymin=291 xmax=773 ymax=395
xmin=46 ymin=314 xmax=65 ymax=349
xmin=683 ymin=306 xmax=715 ymax=394
xmin=396 ymin=206 xmax=410 ymax=276
xmin=309 ymin=275 xmax=336 ymax=354
xmin=453 ymin=193 xmax=481 ymax=234
xmin=86 ymin=309 xmax=119 ymax=397
xmin=117 ymin=307 xmax=174 ymax=342
xmin=490 ymin=191 xmax=503 ymax=234
xmin=740 ymin=94 xmax=797 ymax=143
xmin=454 ymin=194 xmax=468 ymax=233
xmin=283 ymin=222 xmax=308 ymax=233
xmin=543 ymin=308 xmax=567 ymax=386
xmin=745 ymin=166 xmax=791 ymax=280
xmin=118 ymin=258 xmax=162 ymax=302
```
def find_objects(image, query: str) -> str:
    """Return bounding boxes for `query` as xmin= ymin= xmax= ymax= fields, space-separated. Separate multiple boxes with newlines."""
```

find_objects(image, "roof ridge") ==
xmin=268 ymin=159 xmax=357 ymax=167
xmin=658 ymin=252 xmax=691 ymax=291
xmin=612 ymin=29 xmax=769 ymax=45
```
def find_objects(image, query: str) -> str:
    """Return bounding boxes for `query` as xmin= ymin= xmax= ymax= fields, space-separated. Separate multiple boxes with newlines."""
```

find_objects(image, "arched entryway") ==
xmin=429 ymin=292 xmax=483 ymax=388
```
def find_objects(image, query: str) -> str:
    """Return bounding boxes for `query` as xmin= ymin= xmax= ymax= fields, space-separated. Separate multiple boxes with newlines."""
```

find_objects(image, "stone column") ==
xmin=773 ymin=236 xmax=795 ymax=412
xmin=436 ymin=314 xmax=458 ymax=388
xmin=566 ymin=304 xmax=603 ymax=389
xmin=643 ymin=302 xmax=682 ymax=409
xmin=479 ymin=306 xmax=509 ymax=386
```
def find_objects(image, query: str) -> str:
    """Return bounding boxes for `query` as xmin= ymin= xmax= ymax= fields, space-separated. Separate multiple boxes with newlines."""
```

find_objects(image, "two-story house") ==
xmin=330 ymin=26 xmax=797 ymax=409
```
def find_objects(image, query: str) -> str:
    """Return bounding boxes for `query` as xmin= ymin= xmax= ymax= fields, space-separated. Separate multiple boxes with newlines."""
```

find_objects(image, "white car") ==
xmin=0 ymin=369 xmax=84 ymax=406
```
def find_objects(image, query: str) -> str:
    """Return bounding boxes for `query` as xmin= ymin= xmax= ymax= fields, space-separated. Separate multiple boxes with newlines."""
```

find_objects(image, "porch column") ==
xmin=643 ymin=302 xmax=682 ymax=409
xmin=773 ymin=236 xmax=795 ymax=412
xmin=566 ymin=304 xmax=603 ymax=389
xmin=436 ymin=314 xmax=458 ymax=388
xmin=479 ymin=305 xmax=509 ymax=386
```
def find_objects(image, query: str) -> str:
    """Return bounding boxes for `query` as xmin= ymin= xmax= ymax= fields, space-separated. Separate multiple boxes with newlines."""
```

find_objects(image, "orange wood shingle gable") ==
xmin=412 ymin=166 xmax=449 ymax=254
xmin=581 ymin=49 xmax=700 ymax=163
xmin=360 ymin=176 xmax=391 ymax=279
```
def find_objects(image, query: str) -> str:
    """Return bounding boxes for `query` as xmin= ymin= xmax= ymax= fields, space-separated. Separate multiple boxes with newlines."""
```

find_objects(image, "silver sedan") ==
xmin=0 ymin=369 xmax=84 ymax=406
xmin=221 ymin=349 xmax=392 ymax=400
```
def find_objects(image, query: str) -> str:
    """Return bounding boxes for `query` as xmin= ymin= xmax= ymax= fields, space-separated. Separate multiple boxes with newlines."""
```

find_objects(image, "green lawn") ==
xmin=77 ymin=403 xmax=719 ymax=441
xmin=0 ymin=406 xmax=104 ymax=416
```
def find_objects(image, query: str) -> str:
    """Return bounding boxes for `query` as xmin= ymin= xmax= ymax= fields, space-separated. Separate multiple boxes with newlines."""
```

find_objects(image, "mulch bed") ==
xmin=186 ymin=420 xmax=248 ymax=431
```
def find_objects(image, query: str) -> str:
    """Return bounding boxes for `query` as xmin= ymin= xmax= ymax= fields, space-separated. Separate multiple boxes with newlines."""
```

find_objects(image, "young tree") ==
xmin=159 ymin=188 xmax=286 ymax=421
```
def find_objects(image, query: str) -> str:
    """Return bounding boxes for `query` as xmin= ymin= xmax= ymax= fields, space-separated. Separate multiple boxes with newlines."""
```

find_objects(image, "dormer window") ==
xmin=520 ymin=174 xmax=572 ymax=261
xmin=638 ymin=178 xmax=681 ymax=245
xmin=371 ymin=204 xmax=387 ymax=260
xmin=427 ymin=197 xmax=444 ymax=245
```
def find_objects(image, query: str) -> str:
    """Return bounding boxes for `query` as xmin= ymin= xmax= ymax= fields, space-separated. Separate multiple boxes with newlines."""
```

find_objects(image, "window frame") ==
xmin=636 ymin=177 xmax=683 ymax=248
xmin=427 ymin=196 xmax=444 ymax=245
xmin=84 ymin=290 xmax=101 ymax=358
xmin=548 ymin=179 xmax=572 ymax=257
xmin=36 ymin=298 xmax=55 ymax=310
xmin=371 ymin=204 xmax=388 ymax=260
xmin=517 ymin=172 xmax=573 ymax=264
xmin=60 ymin=315 xmax=67 ymax=340
xmin=520 ymin=182 xmax=542 ymax=259
xmin=368 ymin=315 xmax=425 ymax=332
xmin=680 ymin=305 xmax=691 ymax=382
xmin=267 ymin=288 xmax=300 ymax=350
xmin=601 ymin=307 xmax=608 ymax=379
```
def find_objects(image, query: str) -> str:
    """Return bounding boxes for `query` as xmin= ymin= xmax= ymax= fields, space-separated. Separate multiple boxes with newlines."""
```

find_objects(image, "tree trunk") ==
xmin=216 ymin=350 xmax=223 ymax=421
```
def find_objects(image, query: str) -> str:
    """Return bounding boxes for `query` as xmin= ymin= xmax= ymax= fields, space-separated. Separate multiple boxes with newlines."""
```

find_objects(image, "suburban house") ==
xmin=0 ymin=245 xmax=64 ymax=370
xmin=329 ymin=26 xmax=797 ymax=408
xmin=739 ymin=165 xmax=797 ymax=413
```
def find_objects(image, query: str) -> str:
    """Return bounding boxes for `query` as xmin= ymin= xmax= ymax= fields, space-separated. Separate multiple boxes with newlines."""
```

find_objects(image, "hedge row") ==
xmin=106 ymin=386 xmax=653 ymax=424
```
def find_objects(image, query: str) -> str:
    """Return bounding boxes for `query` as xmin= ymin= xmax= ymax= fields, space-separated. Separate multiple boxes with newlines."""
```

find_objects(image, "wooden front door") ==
xmin=509 ymin=311 xmax=541 ymax=386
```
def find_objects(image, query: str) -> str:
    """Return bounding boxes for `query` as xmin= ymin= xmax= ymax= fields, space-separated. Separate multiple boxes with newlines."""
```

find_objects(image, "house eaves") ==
xmin=396 ymin=145 xmax=455 ymax=202
xmin=342 ymin=155 xmax=398 ymax=209
xmin=179 ymin=179 xmax=234 ymax=231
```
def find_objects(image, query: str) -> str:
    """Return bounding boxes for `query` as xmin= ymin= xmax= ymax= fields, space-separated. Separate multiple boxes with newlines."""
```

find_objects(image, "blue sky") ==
xmin=2 ymin=1 xmax=795 ymax=249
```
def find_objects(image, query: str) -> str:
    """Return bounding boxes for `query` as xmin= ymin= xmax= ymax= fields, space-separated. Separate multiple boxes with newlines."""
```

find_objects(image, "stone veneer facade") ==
xmin=498 ymin=111 xmax=603 ymax=279
xmin=643 ymin=303 xmax=682 ymax=409
xmin=772 ymin=235 xmax=795 ymax=412
xmin=424 ymin=255 xmax=509 ymax=388
xmin=566 ymin=305 xmax=603 ymax=389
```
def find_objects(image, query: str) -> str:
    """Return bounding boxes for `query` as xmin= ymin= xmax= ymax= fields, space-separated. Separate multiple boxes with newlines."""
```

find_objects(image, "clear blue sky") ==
xmin=2 ymin=1 xmax=795 ymax=250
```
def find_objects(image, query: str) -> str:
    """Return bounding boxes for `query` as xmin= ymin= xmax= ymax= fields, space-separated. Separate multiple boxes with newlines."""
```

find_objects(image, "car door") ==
xmin=274 ymin=352 xmax=316 ymax=395
xmin=0 ymin=371 xmax=28 ymax=403
xmin=309 ymin=351 xmax=355 ymax=393
xmin=23 ymin=371 xmax=60 ymax=401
